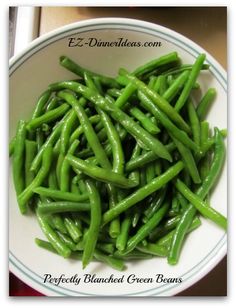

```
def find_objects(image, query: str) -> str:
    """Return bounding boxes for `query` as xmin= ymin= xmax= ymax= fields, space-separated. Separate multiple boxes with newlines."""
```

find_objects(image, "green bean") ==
xmin=82 ymin=179 xmax=102 ymax=268
xmin=58 ymin=91 xmax=112 ymax=168
xmin=102 ymin=161 xmax=184 ymax=225
xmin=57 ymin=231 xmax=77 ymax=251
xmin=94 ymin=105 xmax=124 ymax=239
xmin=162 ymin=71 xmax=190 ymax=102
xmin=36 ymin=129 xmax=45 ymax=151
xmin=60 ymin=109 xmax=77 ymax=154
xmin=128 ymin=106 xmax=160 ymax=134
xmin=175 ymin=179 xmax=227 ymax=230
xmin=69 ymin=114 xmax=101 ymax=144
xmin=199 ymin=122 xmax=210 ymax=187
xmin=37 ymin=201 xmax=90 ymax=215
xmin=197 ymin=88 xmax=216 ymax=120
xmin=126 ymin=142 xmax=175 ymax=172
xmin=67 ymin=154 xmax=137 ymax=189
xmin=33 ymin=186 xmax=89 ymax=202
xmin=113 ymin=250 xmax=153 ymax=260
xmin=132 ymin=52 xmax=179 ymax=77
xmin=94 ymin=249 xmax=125 ymax=271
xmin=24 ymin=140 xmax=37 ymax=187
xmin=18 ymin=145 xmax=53 ymax=211
xmin=158 ymin=75 xmax=168 ymax=96
xmin=168 ymin=128 xmax=226 ymax=264
xmin=31 ymin=90 xmax=52 ymax=119
xmin=119 ymin=69 xmax=191 ymax=134
xmin=148 ymin=76 xmax=157 ymax=89
xmin=163 ymin=63 xmax=210 ymax=76
xmin=36 ymin=208 xmax=71 ymax=258
xmin=138 ymin=91 xmax=199 ymax=153
xmin=60 ymin=140 xmax=80 ymax=192
xmin=98 ymin=109 xmax=125 ymax=175
xmin=114 ymin=83 xmax=137 ymax=108
xmin=51 ymin=84 xmax=173 ymax=161
xmin=60 ymin=55 xmax=119 ymax=88
xmin=35 ymin=238 xmax=82 ymax=258
xmin=27 ymin=103 xmax=70 ymax=131
xmin=143 ymin=186 xmax=167 ymax=222
xmin=187 ymin=100 xmax=201 ymax=146
xmin=154 ymin=160 xmax=162 ymax=176
xmin=123 ymin=201 xmax=169 ymax=254
xmin=170 ymin=134 xmax=201 ymax=184
xmin=174 ymin=54 xmax=206 ymax=111
xmin=46 ymin=96 xmax=61 ymax=112
xmin=50 ymin=214 xmax=67 ymax=234
xmin=136 ymin=243 xmax=168 ymax=257
xmin=116 ymin=214 xmax=132 ymax=251
xmin=146 ymin=162 xmax=156 ymax=183
xmin=64 ymin=216 xmax=82 ymax=242
xmin=56 ymin=153 xmax=64 ymax=186
xmin=31 ymin=112 xmax=70 ymax=172
xmin=106 ymin=88 xmax=122 ymax=98
xmin=9 ymin=137 xmax=16 ymax=156
xmin=96 ymin=243 xmax=115 ymax=255
xmin=148 ymin=215 xmax=181 ymax=242
xmin=12 ymin=120 xmax=27 ymax=213
xmin=128 ymin=143 xmax=141 ymax=184
xmin=157 ymin=216 xmax=202 ymax=247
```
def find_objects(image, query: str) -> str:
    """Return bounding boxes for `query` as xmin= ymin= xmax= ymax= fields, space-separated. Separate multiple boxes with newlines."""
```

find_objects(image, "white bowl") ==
xmin=9 ymin=17 xmax=227 ymax=296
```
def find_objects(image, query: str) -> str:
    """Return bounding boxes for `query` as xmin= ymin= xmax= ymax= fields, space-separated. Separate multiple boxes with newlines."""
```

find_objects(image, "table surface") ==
xmin=10 ymin=6 xmax=227 ymax=297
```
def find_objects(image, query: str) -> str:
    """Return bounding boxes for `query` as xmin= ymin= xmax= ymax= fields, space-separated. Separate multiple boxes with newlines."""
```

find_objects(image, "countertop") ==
xmin=10 ymin=6 xmax=227 ymax=297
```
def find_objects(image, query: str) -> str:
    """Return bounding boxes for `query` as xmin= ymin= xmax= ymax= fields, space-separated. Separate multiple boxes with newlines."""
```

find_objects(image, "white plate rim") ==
xmin=9 ymin=17 xmax=227 ymax=297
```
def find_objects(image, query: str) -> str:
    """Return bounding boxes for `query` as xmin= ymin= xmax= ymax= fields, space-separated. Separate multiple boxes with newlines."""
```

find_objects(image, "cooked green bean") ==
xmin=162 ymin=70 xmax=190 ymax=102
xmin=168 ymin=128 xmax=226 ymax=264
xmin=128 ymin=106 xmax=160 ymax=134
xmin=138 ymin=91 xmax=199 ymax=153
xmin=119 ymin=69 xmax=191 ymax=134
xmin=18 ymin=145 xmax=53 ymax=211
xmin=174 ymin=54 xmax=206 ymax=111
xmin=136 ymin=242 xmax=168 ymax=257
xmin=102 ymin=161 xmax=184 ymax=225
xmin=31 ymin=90 xmax=52 ymax=119
xmin=12 ymin=120 xmax=27 ymax=213
xmin=175 ymin=179 xmax=227 ymax=230
xmin=37 ymin=201 xmax=90 ymax=215
xmin=170 ymin=134 xmax=201 ymax=184
xmin=66 ymin=154 xmax=137 ymax=189
xmin=36 ymin=208 xmax=71 ymax=258
xmin=82 ymin=179 xmax=102 ymax=268
xmin=64 ymin=216 xmax=82 ymax=242
xmin=54 ymin=85 xmax=172 ymax=161
xmin=60 ymin=140 xmax=79 ymax=192
xmin=60 ymin=55 xmax=119 ymax=88
xmin=126 ymin=142 xmax=176 ymax=172
xmin=33 ymin=186 xmax=89 ymax=202
xmin=187 ymin=100 xmax=201 ymax=146
xmin=24 ymin=140 xmax=37 ymax=187
xmin=31 ymin=112 xmax=70 ymax=171
xmin=9 ymin=137 xmax=16 ymax=156
xmin=197 ymin=88 xmax=216 ymax=120
xmin=132 ymin=52 xmax=179 ymax=77
xmin=60 ymin=109 xmax=77 ymax=154
xmin=123 ymin=201 xmax=169 ymax=254
xmin=26 ymin=103 xmax=70 ymax=131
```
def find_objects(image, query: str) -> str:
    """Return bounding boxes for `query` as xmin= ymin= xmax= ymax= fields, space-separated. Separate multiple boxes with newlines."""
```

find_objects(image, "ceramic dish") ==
xmin=9 ymin=18 xmax=227 ymax=296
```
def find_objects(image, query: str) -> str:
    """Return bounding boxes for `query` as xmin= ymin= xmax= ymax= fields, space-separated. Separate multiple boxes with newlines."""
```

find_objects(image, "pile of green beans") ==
xmin=10 ymin=52 xmax=227 ymax=270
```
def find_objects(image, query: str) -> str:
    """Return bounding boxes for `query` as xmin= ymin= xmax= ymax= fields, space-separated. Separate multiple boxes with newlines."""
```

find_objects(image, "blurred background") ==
xmin=9 ymin=6 xmax=227 ymax=296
